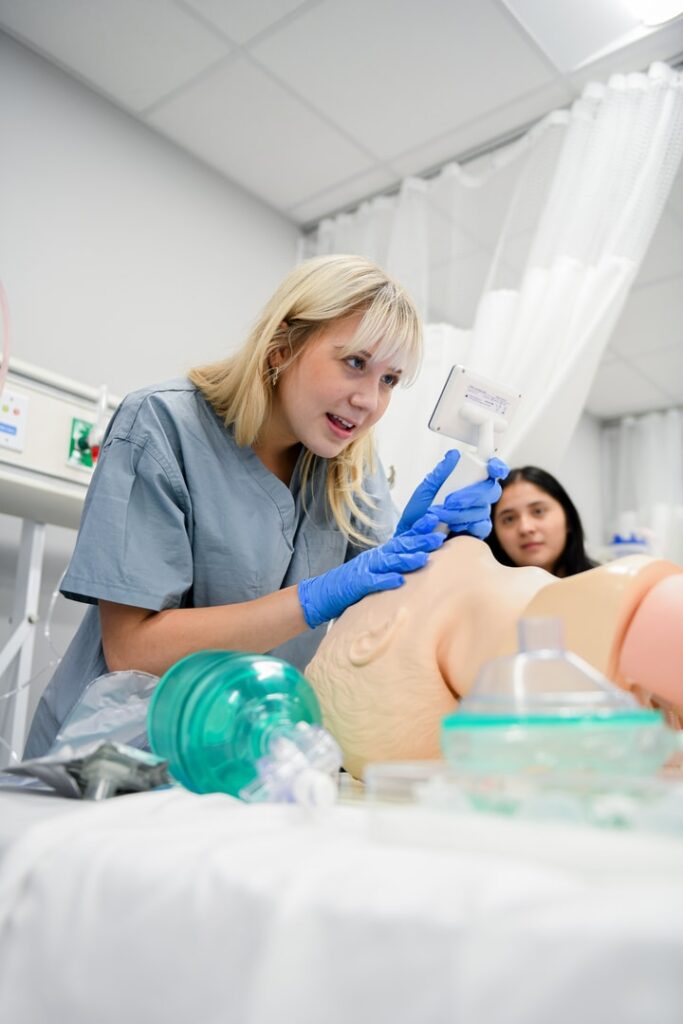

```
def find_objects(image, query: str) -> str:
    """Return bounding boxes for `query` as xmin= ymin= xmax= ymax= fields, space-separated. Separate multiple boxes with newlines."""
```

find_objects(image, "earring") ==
xmin=271 ymin=366 xmax=280 ymax=387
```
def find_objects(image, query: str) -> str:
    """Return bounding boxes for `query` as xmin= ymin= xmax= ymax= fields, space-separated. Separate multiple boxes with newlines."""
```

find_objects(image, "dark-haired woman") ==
xmin=486 ymin=466 xmax=596 ymax=577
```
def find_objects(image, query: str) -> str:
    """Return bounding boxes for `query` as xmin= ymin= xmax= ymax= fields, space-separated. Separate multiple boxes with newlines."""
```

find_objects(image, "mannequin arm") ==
xmin=618 ymin=575 xmax=683 ymax=721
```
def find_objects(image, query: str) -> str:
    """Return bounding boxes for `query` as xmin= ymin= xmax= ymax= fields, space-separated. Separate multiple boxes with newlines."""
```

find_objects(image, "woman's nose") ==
xmin=518 ymin=514 xmax=535 ymax=535
xmin=350 ymin=378 xmax=380 ymax=412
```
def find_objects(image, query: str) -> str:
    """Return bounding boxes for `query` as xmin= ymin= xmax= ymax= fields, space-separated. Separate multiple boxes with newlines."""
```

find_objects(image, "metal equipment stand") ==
xmin=0 ymin=519 xmax=46 ymax=762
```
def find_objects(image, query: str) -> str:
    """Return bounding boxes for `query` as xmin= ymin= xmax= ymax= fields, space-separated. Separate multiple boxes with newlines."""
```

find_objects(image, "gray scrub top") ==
xmin=25 ymin=379 xmax=396 ymax=758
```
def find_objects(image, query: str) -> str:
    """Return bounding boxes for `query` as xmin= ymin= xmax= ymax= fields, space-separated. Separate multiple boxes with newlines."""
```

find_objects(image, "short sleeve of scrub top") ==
xmin=25 ymin=379 xmax=397 ymax=758
xmin=60 ymin=411 xmax=194 ymax=612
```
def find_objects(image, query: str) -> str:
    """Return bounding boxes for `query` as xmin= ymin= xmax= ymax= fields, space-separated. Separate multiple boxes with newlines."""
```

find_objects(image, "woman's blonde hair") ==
xmin=189 ymin=254 xmax=422 ymax=543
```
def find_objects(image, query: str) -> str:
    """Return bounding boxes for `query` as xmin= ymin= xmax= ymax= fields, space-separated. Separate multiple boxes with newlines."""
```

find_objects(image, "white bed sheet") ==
xmin=0 ymin=786 xmax=682 ymax=1024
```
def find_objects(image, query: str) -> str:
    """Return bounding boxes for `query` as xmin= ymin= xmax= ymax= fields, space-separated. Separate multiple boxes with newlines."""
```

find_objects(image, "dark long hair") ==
xmin=486 ymin=465 xmax=596 ymax=577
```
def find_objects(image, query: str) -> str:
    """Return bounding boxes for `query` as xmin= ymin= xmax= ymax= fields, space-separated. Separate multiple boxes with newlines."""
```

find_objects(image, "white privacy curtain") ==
xmin=602 ymin=409 xmax=683 ymax=563
xmin=309 ymin=64 xmax=683 ymax=506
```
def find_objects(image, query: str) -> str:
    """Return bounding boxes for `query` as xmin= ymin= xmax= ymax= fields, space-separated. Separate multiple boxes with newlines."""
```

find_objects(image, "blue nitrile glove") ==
xmin=298 ymin=514 xmax=444 ymax=629
xmin=395 ymin=450 xmax=509 ymax=540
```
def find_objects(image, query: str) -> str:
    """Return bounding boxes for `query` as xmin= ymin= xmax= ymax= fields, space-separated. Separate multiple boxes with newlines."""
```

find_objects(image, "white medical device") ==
xmin=428 ymin=365 xmax=521 ymax=503
xmin=0 ymin=358 xmax=120 ymax=763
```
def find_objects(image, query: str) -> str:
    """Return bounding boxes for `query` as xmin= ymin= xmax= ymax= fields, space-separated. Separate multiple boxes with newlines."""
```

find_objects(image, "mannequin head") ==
xmin=305 ymin=537 xmax=551 ymax=778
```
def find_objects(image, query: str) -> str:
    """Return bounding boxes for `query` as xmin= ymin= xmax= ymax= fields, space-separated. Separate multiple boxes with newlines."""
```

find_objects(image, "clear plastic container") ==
xmin=363 ymin=760 xmax=449 ymax=803
xmin=147 ymin=650 xmax=328 ymax=797
xmin=441 ymin=618 xmax=679 ymax=778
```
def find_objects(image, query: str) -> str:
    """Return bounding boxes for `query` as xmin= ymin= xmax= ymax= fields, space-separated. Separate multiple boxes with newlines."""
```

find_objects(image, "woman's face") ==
xmin=493 ymin=480 xmax=568 ymax=574
xmin=271 ymin=314 xmax=403 ymax=458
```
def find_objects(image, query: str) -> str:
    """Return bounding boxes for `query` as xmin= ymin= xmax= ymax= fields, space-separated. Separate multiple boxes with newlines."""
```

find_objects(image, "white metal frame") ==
xmin=0 ymin=359 xmax=120 ymax=764
xmin=0 ymin=520 xmax=46 ymax=760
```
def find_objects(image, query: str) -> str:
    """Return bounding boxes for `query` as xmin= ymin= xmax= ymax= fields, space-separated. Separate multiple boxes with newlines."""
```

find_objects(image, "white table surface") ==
xmin=0 ymin=786 xmax=682 ymax=1024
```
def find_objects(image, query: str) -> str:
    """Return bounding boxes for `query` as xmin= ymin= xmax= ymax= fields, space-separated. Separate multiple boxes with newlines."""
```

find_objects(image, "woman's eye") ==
xmin=381 ymin=374 xmax=400 ymax=388
xmin=346 ymin=355 xmax=365 ymax=371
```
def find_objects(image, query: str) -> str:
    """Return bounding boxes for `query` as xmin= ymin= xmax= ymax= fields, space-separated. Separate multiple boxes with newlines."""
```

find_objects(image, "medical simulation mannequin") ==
xmin=304 ymin=537 xmax=683 ymax=779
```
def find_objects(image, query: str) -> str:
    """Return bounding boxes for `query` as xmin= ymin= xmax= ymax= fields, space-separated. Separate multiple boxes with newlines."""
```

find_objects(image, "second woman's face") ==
xmin=493 ymin=480 xmax=568 ymax=574
xmin=272 ymin=315 xmax=403 ymax=458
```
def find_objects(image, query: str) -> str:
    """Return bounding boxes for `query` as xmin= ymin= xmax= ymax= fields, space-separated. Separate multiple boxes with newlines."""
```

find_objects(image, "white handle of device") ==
xmin=432 ymin=448 xmax=490 ymax=508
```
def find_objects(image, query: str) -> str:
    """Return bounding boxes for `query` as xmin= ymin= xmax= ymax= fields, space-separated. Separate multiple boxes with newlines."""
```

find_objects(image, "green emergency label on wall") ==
xmin=67 ymin=417 xmax=95 ymax=469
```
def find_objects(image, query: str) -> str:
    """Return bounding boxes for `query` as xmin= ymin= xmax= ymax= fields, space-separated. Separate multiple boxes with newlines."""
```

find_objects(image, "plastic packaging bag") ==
xmin=49 ymin=670 xmax=160 ymax=755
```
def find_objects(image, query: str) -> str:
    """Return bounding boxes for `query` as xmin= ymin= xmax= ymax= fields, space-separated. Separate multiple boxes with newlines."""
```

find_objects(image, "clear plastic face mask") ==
xmin=441 ymin=617 xmax=681 ymax=782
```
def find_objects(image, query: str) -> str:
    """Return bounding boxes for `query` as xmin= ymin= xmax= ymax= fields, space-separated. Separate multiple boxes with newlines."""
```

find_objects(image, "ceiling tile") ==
xmin=287 ymin=166 xmax=397 ymax=226
xmin=609 ymin=276 xmax=683 ymax=358
xmin=387 ymin=80 xmax=572 ymax=180
xmin=586 ymin=354 xmax=672 ymax=418
xmin=251 ymin=0 xmax=559 ymax=161
xmin=182 ymin=0 xmax=315 ymax=46
xmin=630 ymin=345 xmax=683 ymax=402
xmin=0 ymin=0 xmax=230 ymax=111
xmin=147 ymin=56 xmax=374 ymax=209
xmin=500 ymin=0 xmax=641 ymax=73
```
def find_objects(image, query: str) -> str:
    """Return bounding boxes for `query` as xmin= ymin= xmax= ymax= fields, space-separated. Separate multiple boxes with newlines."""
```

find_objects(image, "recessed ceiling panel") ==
xmin=500 ymin=0 xmax=642 ymax=72
xmin=148 ymin=56 xmax=374 ymax=209
xmin=251 ymin=0 xmax=558 ymax=161
xmin=0 ymin=0 xmax=230 ymax=111
xmin=183 ymin=0 xmax=316 ymax=45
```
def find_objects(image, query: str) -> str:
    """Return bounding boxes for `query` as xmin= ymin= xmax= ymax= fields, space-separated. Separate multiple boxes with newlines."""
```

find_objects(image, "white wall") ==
xmin=0 ymin=32 xmax=298 ymax=392
xmin=0 ymin=33 xmax=299 ymax=756
xmin=557 ymin=411 xmax=604 ymax=555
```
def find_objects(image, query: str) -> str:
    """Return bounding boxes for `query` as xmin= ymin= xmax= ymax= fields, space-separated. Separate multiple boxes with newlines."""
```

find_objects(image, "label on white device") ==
xmin=0 ymin=388 xmax=29 ymax=453
xmin=428 ymin=365 xmax=521 ymax=448
xmin=465 ymin=384 xmax=510 ymax=418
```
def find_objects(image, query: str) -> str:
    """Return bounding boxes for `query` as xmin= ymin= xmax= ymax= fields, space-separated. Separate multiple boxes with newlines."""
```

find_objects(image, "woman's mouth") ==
xmin=326 ymin=413 xmax=356 ymax=437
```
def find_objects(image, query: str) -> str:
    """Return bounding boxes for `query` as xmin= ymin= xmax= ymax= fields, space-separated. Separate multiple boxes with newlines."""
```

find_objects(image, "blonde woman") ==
xmin=25 ymin=255 xmax=506 ymax=757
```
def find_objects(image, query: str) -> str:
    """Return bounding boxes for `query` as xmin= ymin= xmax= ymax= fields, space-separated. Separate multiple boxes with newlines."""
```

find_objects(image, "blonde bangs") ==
xmin=339 ymin=286 xmax=422 ymax=385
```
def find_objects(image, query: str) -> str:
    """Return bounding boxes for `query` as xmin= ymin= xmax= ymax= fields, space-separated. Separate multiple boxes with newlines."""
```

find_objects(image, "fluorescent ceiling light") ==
xmin=625 ymin=1 xmax=683 ymax=24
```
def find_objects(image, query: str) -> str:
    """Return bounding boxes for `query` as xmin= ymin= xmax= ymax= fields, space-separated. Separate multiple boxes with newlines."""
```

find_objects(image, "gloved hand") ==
xmin=298 ymin=514 xmax=444 ymax=629
xmin=395 ymin=449 xmax=509 ymax=540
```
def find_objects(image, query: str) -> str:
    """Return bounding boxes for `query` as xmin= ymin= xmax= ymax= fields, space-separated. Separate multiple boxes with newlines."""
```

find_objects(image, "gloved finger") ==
xmin=465 ymin=517 xmax=493 ymax=540
xmin=390 ymin=530 xmax=445 ymax=554
xmin=376 ymin=550 xmax=430 ymax=573
xmin=407 ymin=510 xmax=440 ymax=534
xmin=419 ymin=448 xmax=461 ymax=495
xmin=442 ymin=476 xmax=502 ymax=509
xmin=434 ymin=504 xmax=489 ymax=528
xmin=394 ymin=450 xmax=462 ymax=535
xmin=367 ymin=572 xmax=405 ymax=592
xmin=487 ymin=457 xmax=509 ymax=481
